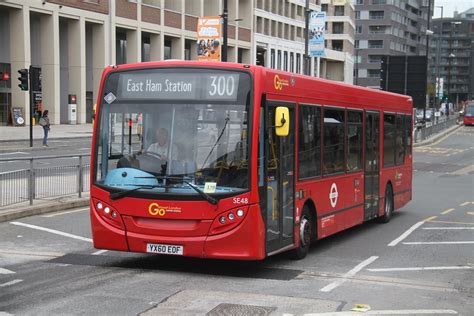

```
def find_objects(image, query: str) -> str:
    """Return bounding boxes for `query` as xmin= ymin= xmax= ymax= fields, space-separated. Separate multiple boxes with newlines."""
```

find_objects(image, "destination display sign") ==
xmin=116 ymin=72 xmax=240 ymax=101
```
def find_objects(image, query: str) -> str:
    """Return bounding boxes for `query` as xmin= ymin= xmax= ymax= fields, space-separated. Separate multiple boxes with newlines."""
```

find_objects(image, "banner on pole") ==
xmin=197 ymin=16 xmax=222 ymax=62
xmin=309 ymin=11 xmax=326 ymax=57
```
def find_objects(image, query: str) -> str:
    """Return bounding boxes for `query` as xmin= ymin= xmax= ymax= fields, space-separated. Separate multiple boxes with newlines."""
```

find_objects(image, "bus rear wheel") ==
xmin=289 ymin=207 xmax=312 ymax=260
xmin=378 ymin=184 xmax=393 ymax=223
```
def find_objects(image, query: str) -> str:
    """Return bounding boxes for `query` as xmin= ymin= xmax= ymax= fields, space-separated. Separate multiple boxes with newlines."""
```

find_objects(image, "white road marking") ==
xmin=41 ymin=207 xmax=89 ymax=217
xmin=302 ymin=309 xmax=458 ymax=315
xmin=423 ymin=227 xmax=474 ymax=230
xmin=368 ymin=266 xmax=472 ymax=272
xmin=460 ymin=201 xmax=470 ymax=206
xmin=0 ymin=279 xmax=23 ymax=287
xmin=403 ymin=241 xmax=474 ymax=245
xmin=0 ymin=268 xmax=15 ymax=275
xmin=92 ymin=250 xmax=108 ymax=255
xmin=0 ymin=152 xmax=28 ymax=156
xmin=387 ymin=221 xmax=424 ymax=247
xmin=0 ymin=312 xmax=14 ymax=315
xmin=319 ymin=256 xmax=378 ymax=292
xmin=10 ymin=222 xmax=92 ymax=243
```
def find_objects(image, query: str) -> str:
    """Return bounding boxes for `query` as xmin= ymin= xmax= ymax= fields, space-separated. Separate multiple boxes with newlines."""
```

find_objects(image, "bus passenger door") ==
xmin=263 ymin=103 xmax=295 ymax=254
xmin=364 ymin=111 xmax=380 ymax=220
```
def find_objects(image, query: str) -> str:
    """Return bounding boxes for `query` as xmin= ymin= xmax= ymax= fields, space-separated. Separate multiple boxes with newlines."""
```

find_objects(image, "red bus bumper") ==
xmin=463 ymin=116 xmax=474 ymax=126
xmin=91 ymin=203 xmax=266 ymax=260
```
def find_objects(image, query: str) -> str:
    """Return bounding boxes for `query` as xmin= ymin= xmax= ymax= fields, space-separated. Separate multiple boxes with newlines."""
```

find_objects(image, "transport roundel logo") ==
xmin=329 ymin=183 xmax=338 ymax=208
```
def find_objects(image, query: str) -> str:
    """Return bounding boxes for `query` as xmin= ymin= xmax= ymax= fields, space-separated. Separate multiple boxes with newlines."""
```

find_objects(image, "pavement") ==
xmin=0 ymin=123 xmax=93 ymax=142
xmin=0 ymin=121 xmax=464 ymax=223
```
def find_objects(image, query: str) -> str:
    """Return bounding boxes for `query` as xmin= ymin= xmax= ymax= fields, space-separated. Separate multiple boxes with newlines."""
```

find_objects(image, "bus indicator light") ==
xmin=228 ymin=213 xmax=235 ymax=220
xmin=236 ymin=209 xmax=244 ymax=217
xmin=219 ymin=216 xmax=226 ymax=224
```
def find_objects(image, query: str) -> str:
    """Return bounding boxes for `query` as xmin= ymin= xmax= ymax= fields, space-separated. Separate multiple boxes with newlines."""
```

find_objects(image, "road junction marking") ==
xmin=0 ymin=279 xmax=23 ymax=287
xmin=367 ymin=266 xmax=472 ymax=272
xmin=0 ymin=268 xmax=15 ymax=275
xmin=10 ymin=221 xmax=92 ymax=243
xmin=319 ymin=256 xmax=378 ymax=292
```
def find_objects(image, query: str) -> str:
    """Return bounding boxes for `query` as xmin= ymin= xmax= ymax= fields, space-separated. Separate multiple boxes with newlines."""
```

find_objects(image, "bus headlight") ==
xmin=209 ymin=206 xmax=249 ymax=236
xmin=92 ymin=198 xmax=125 ymax=230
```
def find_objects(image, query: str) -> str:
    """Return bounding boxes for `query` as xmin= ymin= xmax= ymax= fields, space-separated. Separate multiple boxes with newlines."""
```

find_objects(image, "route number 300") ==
xmin=209 ymin=75 xmax=235 ymax=97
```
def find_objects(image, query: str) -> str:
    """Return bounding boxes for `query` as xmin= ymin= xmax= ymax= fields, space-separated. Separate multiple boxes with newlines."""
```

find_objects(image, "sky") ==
xmin=432 ymin=0 xmax=473 ymax=18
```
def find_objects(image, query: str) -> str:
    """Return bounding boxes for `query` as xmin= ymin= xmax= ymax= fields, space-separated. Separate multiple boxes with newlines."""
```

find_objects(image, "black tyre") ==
xmin=378 ymin=184 xmax=393 ymax=223
xmin=289 ymin=206 xmax=313 ymax=260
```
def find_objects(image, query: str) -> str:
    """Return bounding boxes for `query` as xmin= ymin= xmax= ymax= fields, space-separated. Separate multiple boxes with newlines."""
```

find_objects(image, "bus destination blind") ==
xmin=118 ymin=72 xmax=240 ymax=101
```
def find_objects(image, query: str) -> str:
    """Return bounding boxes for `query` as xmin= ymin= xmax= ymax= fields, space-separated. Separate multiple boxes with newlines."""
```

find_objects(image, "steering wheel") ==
xmin=141 ymin=151 xmax=164 ymax=160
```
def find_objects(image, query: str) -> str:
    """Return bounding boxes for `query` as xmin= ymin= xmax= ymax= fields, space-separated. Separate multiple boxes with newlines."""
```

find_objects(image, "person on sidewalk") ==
xmin=38 ymin=110 xmax=51 ymax=147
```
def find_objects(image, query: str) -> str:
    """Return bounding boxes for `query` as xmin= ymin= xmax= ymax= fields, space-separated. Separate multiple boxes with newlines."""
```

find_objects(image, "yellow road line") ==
xmin=441 ymin=208 xmax=455 ymax=215
xmin=428 ymin=220 xmax=474 ymax=225
xmin=424 ymin=216 xmax=438 ymax=222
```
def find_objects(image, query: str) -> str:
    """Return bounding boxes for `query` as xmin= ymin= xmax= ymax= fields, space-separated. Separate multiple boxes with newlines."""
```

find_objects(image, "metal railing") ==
xmin=0 ymin=154 xmax=90 ymax=208
xmin=414 ymin=115 xmax=459 ymax=143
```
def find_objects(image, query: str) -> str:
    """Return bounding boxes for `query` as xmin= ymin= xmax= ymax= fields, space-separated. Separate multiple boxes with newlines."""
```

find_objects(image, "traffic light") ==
xmin=17 ymin=68 xmax=29 ymax=91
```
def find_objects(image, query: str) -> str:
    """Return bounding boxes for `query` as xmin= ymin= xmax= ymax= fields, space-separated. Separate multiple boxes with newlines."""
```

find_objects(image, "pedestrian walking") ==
xmin=38 ymin=110 xmax=50 ymax=147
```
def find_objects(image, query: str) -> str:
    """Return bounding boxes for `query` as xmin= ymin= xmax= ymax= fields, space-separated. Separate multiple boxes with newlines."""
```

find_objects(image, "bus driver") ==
xmin=147 ymin=127 xmax=178 ymax=161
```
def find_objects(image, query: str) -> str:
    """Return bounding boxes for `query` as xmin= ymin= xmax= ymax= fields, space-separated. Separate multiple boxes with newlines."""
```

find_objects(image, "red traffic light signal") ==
xmin=18 ymin=68 xmax=29 ymax=91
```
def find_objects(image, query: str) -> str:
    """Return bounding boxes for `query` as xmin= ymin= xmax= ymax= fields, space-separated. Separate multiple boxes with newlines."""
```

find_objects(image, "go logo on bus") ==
xmin=148 ymin=203 xmax=166 ymax=216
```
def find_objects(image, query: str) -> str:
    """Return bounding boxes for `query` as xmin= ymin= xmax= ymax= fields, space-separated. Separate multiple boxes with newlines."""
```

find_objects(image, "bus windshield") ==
xmin=94 ymin=68 xmax=252 ymax=199
xmin=466 ymin=105 xmax=474 ymax=115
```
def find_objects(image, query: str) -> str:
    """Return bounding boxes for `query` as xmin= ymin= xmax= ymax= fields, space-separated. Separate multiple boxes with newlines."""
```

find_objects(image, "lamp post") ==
xmin=304 ymin=0 xmax=310 ymax=75
xmin=222 ymin=0 xmax=228 ymax=62
xmin=422 ymin=0 xmax=433 ymax=122
xmin=434 ymin=6 xmax=443 ymax=112
xmin=447 ymin=21 xmax=461 ymax=107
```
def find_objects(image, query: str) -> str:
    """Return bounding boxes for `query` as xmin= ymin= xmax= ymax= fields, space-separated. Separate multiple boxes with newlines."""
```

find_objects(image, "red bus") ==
xmin=463 ymin=101 xmax=474 ymax=126
xmin=90 ymin=61 xmax=412 ymax=260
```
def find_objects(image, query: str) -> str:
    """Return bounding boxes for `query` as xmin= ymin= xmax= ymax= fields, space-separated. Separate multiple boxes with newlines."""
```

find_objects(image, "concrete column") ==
xmin=41 ymin=12 xmax=61 ymax=125
xmin=316 ymin=57 xmax=321 ymax=78
xmin=68 ymin=17 xmax=86 ymax=124
xmin=9 ymin=7 xmax=30 ymax=125
xmin=150 ymin=33 xmax=161 ymax=61
xmin=92 ymin=23 xmax=106 ymax=107
xmin=126 ymin=29 xmax=140 ymax=63
xmin=108 ymin=0 xmax=116 ymax=65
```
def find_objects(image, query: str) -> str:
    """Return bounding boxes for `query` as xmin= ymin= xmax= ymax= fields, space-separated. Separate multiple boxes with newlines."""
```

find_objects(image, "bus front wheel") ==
xmin=289 ymin=207 xmax=312 ymax=260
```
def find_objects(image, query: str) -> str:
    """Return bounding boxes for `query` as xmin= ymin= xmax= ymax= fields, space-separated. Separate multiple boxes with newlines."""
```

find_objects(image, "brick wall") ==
xmin=238 ymin=27 xmax=251 ymax=42
xmin=228 ymin=25 xmax=236 ymax=39
xmin=164 ymin=10 xmax=181 ymax=29
xmin=46 ymin=0 xmax=109 ymax=14
xmin=185 ymin=15 xmax=198 ymax=32
xmin=142 ymin=5 xmax=161 ymax=25
xmin=116 ymin=0 xmax=137 ymax=20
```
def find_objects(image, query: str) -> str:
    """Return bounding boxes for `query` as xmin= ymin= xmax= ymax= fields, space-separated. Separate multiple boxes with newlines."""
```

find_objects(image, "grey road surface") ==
xmin=0 ymin=126 xmax=473 ymax=315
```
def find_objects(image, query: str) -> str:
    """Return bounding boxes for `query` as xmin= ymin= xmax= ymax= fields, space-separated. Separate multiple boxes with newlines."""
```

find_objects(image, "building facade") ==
xmin=428 ymin=9 xmax=474 ymax=104
xmin=254 ymin=0 xmax=354 ymax=83
xmin=354 ymin=0 xmax=431 ymax=89
xmin=0 ymin=0 xmax=253 ymax=126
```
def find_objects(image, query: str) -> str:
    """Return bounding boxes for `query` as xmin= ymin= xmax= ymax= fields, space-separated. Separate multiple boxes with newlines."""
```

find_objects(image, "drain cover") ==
xmin=207 ymin=303 xmax=276 ymax=316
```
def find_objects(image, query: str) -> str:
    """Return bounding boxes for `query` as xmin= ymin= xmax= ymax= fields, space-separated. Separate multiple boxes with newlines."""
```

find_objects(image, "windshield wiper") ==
xmin=110 ymin=184 xmax=163 ymax=200
xmin=135 ymin=175 xmax=218 ymax=205
xmin=200 ymin=116 xmax=230 ymax=170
